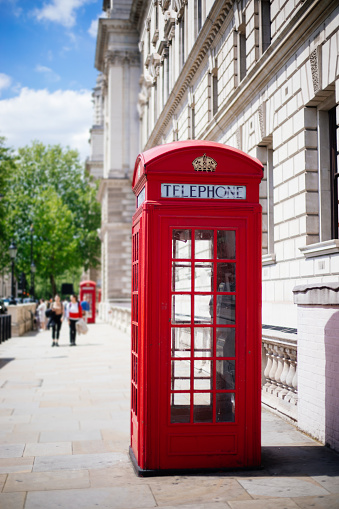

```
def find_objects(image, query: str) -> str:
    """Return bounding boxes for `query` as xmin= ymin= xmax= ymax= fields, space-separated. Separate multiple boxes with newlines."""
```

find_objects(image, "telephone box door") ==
xmin=79 ymin=281 xmax=96 ymax=324
xmin=157 ymin=211 xmax=260 ymax=469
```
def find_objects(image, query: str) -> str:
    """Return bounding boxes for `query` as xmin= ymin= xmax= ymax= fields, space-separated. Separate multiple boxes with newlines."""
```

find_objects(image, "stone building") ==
xmin=91 ymin=0 xmax=339 ymax=450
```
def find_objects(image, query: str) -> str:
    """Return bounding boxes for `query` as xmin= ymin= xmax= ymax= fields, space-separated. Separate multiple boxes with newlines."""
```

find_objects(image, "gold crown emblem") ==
xmin=192 ymin=153 xmax=217 ymax=172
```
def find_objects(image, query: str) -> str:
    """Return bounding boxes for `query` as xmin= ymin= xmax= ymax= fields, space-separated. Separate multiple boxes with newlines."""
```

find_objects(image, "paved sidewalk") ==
xmin=0 ymin=322 xmax=338 ymax=509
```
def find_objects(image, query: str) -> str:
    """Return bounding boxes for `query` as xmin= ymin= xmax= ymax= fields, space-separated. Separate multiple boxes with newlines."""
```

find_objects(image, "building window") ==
xmin=212 ymin=71 xmax=218 ymax=116
xmin=155 ymin=1 xmax=159 ymax=30
xmin=317 ymin=101 xmax=338 ymax=242
xmin=192 ymin=107 xmax=196 ymax=140
xmin=329 ymin=106 xmax=338 ymax=239
xmin=238 ymin=28 xmax=246 ymax=81
xmin=154 ymin=81 xmax=158 ymax=126
xmin=189 ymin=105 xmax=196 ymax=140
xmin=197 ymin=0 xmax=202 ymax=33
xmin=258 ymin=145 xmax=274 ymax=260
xmin=179 ymin=16 xmax=185 ymax=70
xmin=259 ymin=0 xmax=271 ymax=55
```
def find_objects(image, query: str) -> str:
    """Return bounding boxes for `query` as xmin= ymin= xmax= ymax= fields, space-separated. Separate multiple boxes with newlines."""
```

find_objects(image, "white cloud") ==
xmin=33 ymin=0 xmax=93 ymax=28
xmin=0 ymin=73 xmax=12 ymax=95
xmin=0 ymin=88 xmax=93 ymax=161
xmin=88 ymin=15 xmax=100 ymax=38
xmin=35 ymin=65 xmax=61 ymax=82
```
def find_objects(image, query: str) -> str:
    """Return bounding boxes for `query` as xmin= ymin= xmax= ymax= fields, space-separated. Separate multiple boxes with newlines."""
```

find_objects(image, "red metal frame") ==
xmin=130 ymin=141 xmax=263 ymax=475
xmin=79 ymin=280 xmax=96 ymax=324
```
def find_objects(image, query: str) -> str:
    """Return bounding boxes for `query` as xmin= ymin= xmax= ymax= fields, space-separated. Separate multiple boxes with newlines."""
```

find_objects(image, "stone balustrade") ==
xmin=99 ymin=301 xmax=131 ymax=334
xmin=104 ymin=303 xmax=299 ymax=422
xmin=262 ymin=329 xmax=298 ymax=421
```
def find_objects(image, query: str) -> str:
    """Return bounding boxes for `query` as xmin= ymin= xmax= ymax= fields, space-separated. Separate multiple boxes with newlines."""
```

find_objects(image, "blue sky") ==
xmin=0 ymin=0 xmax=103 ymax=160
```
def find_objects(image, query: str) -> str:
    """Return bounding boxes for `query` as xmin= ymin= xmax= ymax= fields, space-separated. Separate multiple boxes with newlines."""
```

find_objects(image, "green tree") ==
xmin=0 ymin=137 xmax=17 ymax=271
xmin=4 ymin=141 xmax=101 ymax=297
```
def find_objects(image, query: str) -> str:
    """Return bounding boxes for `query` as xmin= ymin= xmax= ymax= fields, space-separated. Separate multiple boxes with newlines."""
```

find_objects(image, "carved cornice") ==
xmin=164 ymin=10 xmax=177 ymax=40
xmin=106 ymin=50 xmax=140 ymax=67
xmin=160 ymin=0 xmax=171 ymax=13
xmin=258 ymin=102 xmax=266 ymax=140
xmin=310 ymin=48 xmax=321 ymax=94
xmin=172 ymin=0 xmax=188 ymax=21
xmin=95 ymin=18 xmax=139 ymax=72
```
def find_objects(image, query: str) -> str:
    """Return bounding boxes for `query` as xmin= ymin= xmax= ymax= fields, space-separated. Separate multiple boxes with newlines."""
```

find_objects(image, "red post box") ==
xmin=130 ymin=141 xmax=263 ymax=475
xmin=79 ymin=280 xmax=96 ymax=324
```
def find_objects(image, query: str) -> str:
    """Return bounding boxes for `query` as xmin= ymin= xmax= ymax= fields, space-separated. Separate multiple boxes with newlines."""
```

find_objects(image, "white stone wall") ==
xmin=134 ymin=0 xmax=339 ymax=329
xmin=297 ymin=304 xmax=339 ymax=450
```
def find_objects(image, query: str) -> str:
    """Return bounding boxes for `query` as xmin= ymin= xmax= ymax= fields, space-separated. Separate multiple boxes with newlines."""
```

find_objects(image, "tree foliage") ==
xmin=2 ymin=140 xmax=101 ymax=297
xmin=0 ymin=137 xmax=17 ymax=268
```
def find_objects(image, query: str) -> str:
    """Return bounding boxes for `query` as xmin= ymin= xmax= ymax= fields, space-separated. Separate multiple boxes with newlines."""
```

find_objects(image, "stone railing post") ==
xmin=261 ymin=329 xmax=298 ymax=421
xmin=293 ymin=282 xmax=339 ymax=452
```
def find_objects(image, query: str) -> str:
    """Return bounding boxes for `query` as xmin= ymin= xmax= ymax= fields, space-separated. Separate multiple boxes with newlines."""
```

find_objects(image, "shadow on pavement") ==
xmin=260 ymin=445 xmax=339 ymax=476
xmin=0 ymin=358 xmax=15 ymax=369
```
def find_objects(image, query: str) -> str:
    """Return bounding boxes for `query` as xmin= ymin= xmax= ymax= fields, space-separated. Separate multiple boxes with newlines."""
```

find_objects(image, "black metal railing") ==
xmin=0 ymin=315 xmax=11 ymax=343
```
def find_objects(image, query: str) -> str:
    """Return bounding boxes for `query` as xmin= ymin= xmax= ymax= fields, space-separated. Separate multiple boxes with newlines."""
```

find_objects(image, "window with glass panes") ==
xmin=170 ymin=228 xmax=237 ymax=424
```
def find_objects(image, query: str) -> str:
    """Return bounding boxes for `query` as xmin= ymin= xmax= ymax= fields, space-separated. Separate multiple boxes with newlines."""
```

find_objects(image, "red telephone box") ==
xmin=79 ymin=280 xmax=96 ymax=324
xmin=130 ymin=141 xmax=263 ymax=475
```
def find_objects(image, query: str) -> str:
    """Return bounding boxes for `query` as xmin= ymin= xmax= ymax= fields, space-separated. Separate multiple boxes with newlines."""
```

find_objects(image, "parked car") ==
xmin=0 ymin=300 xmax=8 ymax=314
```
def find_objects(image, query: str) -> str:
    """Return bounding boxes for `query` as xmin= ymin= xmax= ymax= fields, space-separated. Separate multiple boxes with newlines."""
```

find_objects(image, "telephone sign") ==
xmin=130 ymin=140 xmax=263 ymax=475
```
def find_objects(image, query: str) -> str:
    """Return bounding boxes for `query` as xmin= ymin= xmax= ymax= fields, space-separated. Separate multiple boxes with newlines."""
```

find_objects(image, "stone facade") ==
xmin=91 ymin=1 xmax=140 ymax=307
xmin=91 ymin=0 xmax=339 ymax=445
xmin=92 ymin=0 xmax=339 ymax=324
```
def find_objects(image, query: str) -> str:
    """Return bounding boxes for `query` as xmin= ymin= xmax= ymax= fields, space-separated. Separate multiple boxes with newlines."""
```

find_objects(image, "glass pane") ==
xmin=194 ymin=295 xmax=213 ymax=323
xmin=217 ymin=263 xmax=236 ymax=292
xmin=195 ymin=263 xmax=213 ymax=291
xmin=172 ymin=328 xmax=191 ymax=357
xmin=216 ymin=393 xmax=235 ymax=422
xmin=194 ymin=360 xmax=212 ymax=390
xmin=171 ymin=360 xmax=191 ymax=390
xmin=216 ymin=295 xmax=235 ymax=324
xmin=216 ymin=360 xmax=235 ymax=390
xmin=193 ymin=393 xmax=213 ymax=423
xmin=217 ymin=230 xmax=235 ymax=259
xmin=195 ymin=230 xmax=213 ymax=259
xmin=194 ymin=328 xmax=212 ymax=357
xmin=173 ymin=230 xmax=191 ymax=259
xmin=216 ymin=328 xmax=235 ymax=357
xmin=171 ymin=393 xmax=190 ymax=423
xmin=172 ymin=263 xmax=191 ymax=292
xmin=172 ymin=294 xmax=191 ymax=323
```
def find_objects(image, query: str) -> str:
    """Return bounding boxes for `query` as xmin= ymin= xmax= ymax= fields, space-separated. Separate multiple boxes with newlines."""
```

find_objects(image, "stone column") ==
xmin=293 ymin=283 xmax=339 ymax=452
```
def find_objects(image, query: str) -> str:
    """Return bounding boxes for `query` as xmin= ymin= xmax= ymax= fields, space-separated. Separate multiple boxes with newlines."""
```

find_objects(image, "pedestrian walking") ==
xmin=65 ymin=294 xmax=82 ymax=346
xmin=37 ymin=299 xmax=47 ymax=331
xmin=80 ymin=297 xmax=90 ymax=323
xmin=50 ymin=294 xmax=63 ymax=347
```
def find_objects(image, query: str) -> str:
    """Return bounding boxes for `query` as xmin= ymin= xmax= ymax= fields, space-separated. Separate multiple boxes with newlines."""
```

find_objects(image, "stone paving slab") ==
xmin=33 ymin=451 xmax=128 ymax=472
xmin=0 ymin=322 xmax=339 ymax=509
xmin=25 ymin=485 xmax=157 ymax=509
xmin=237 ymin=477 xmax=329 ymax=498
xmin=23 ymin=442 xmax=72 ymax=457
xmin=291 ymin=494 xmax=339 ymax=509
xmin=4 ymin=469 xmax=90 ymax=492
xmin=0 ymin=456 xmax=33 ymax=474
xmin=0 ymin=443 xmax=25 ymax=458
xmin=39 ymin=429 xmax=101 ymax=443
xmin=228 ymin=500 xmax=299 ymax=509
xmin=149 ymin=477 xmax=251 ymax=505
xmin=0 ymin=492 xmax=25 ymax=509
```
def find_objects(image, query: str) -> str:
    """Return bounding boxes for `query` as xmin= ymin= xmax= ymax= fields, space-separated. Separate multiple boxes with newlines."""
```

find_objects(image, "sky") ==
xmin=0 ymin=0 xmax=103 ymax=161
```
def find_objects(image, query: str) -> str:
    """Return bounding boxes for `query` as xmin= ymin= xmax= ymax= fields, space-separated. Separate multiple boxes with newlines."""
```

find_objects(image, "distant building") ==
xmin=91 ymin=0 xmax=339 ymax=448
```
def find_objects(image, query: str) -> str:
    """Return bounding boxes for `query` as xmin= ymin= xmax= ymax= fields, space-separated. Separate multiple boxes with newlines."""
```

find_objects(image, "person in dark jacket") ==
xmin=50 ymin=294 xmax=64 ymax=347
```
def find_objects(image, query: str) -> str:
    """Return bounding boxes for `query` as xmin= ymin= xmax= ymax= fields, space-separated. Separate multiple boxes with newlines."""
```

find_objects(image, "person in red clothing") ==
xmin=66 ymin=294 xmax=83 ymax=346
